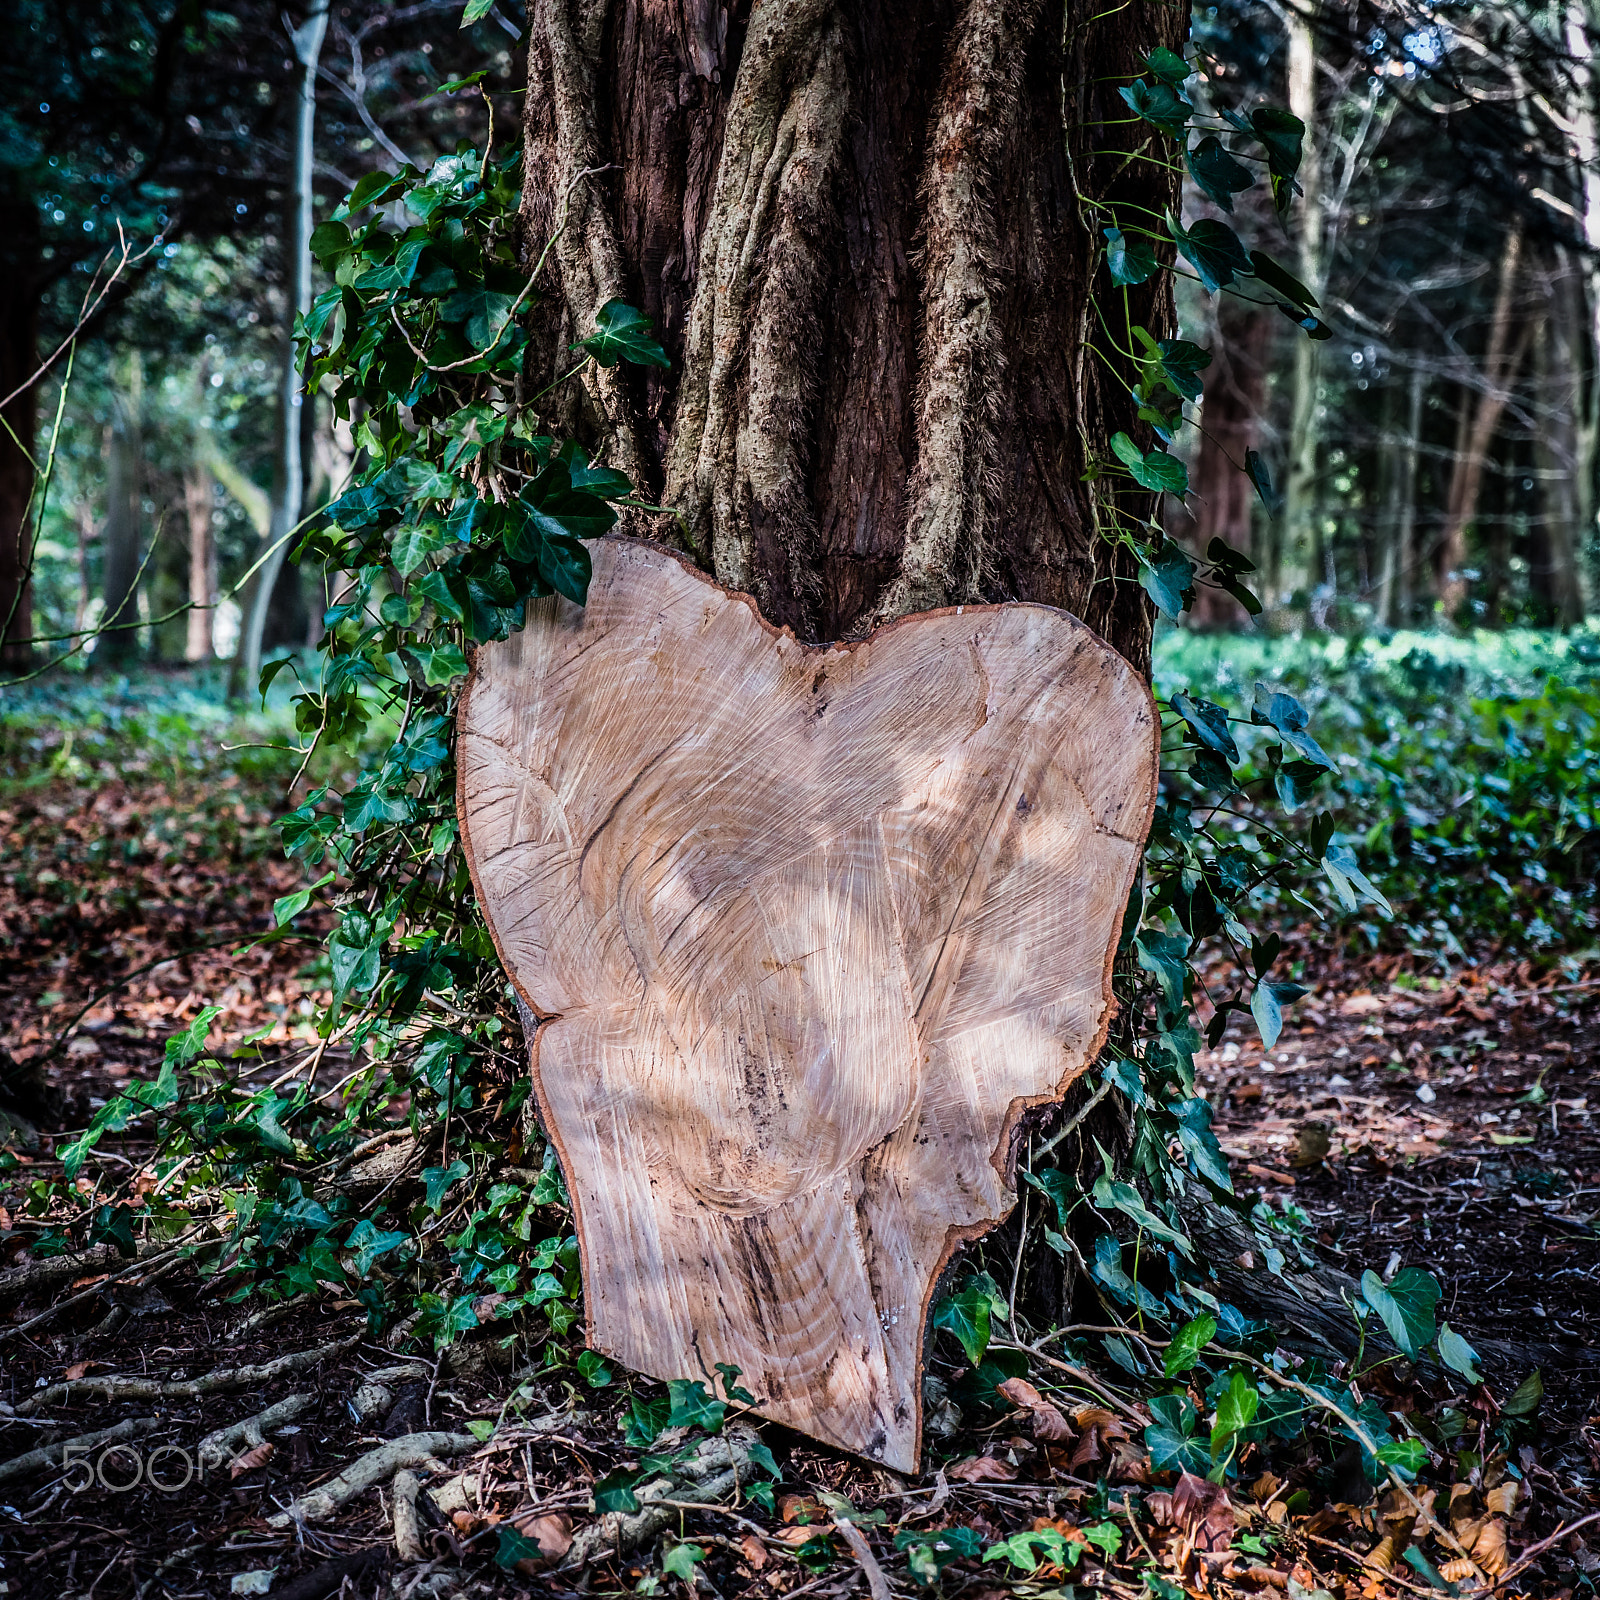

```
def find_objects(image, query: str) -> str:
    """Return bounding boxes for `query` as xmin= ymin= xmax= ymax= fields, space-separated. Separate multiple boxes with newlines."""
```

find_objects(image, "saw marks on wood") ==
xmin=457 ymin=539 xmax=1158 ymax=1471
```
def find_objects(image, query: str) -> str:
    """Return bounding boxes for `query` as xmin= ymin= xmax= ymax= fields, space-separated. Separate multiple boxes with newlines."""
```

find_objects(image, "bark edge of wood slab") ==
xmin=457 ymin=538 xmax=1159 ymax=1472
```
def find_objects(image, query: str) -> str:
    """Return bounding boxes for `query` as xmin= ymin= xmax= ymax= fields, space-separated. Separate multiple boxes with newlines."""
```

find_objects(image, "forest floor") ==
xmin=2 ymin=766 xmax=1599 ymax=1599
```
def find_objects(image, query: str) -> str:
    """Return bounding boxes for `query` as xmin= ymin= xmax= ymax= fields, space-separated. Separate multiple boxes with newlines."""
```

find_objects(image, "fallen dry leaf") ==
xmin=63 ymin=1360 xmax=93 ymax=1381
xmin=1484 ymin=1481 xmax=1519 ymax=1518
xmin=1172 ymin=1471 xmax=1238 ymax=1553
xmin=1107 ymin=1437 xmax=1152 ymax=1484
xmin=510 ymin=1510 xmax=573 ymax=1566
xmin=998 ymin=1376 xmax=1074 ymax=1441
xmin=738 ymin=1533 xmax=769 ymax=1571
xmin=229 ymin=1442 xmax=275 ymax=1478
xmin=1468 ymin=1517 xmax=1510 ymax=1575
xmin=947 ymin=1454 xmax=1018 ymax=1483
xmin=779 ymin=1494 xmax=826 ymax=1524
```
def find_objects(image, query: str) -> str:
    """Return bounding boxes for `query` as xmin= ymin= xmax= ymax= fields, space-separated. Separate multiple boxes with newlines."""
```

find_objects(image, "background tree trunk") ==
xmin=1437 ymin=224 xmax=1529 ymax=618
xmin=184 ymin=461 xmax=217 ymax=661
xmin=0 ymin=202 xmax=40 ymax=669
xmin=231 ymin=0 xmax=329 ymax=696
xmin=1184 ymin=298 xmax=1269 ymax=628
xmin=99 ymin=360 xmax=146 ymax=668
xmin=1279 ymin=0 xmax=1323 ymax=615
xmin=521 ymin=0 xmax=1185 ymax=674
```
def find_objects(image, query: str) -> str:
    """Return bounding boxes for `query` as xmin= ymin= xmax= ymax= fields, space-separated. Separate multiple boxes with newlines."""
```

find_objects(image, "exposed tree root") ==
xmin=562 ymin=1424 xmax=762 ymax=1571
xmin=0 ymin=1414 xmax=159 ymax=1485
xmin=196 ymin=1392 xmax=316 ymax=1473
xmin=393 ymin=1467 xmax=427 ymax=1562
xmin=266 ymin=1430 xmax=479 ymax=1528
xmin=15 ymin=1335 xmax=359 ymax=1415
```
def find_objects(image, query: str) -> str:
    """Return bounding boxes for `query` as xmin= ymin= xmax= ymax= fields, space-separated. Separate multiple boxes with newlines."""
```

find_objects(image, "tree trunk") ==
xmin=231 ymin=0 xmax=328 ymax=695
xmin=0 ymin=203 xmax=39 ymax=669
xmin=1184 ymin=297 xmax=1269 ymax=628
xmin=1437 ymin=224 xmax=1529 ymax=619
xmin=185 ymin=460 xmax=217 ymax=661
xmin=513 ymin=0 xmax=1184 ymax=1465
xmin=99 ymin=360 xmax=146 ymax=668
xmin=1279 ymin=0 xmax=1322 ymax=616
xmin=1533 ymin=256 xmax=1587 ymax=627
xmin=521 ymin=0 xmax=1183 ymax=673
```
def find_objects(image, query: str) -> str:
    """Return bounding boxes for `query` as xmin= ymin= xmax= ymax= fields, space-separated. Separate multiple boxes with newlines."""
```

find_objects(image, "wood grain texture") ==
xmin=457 ymin=538 xmax=1158 ymax=1471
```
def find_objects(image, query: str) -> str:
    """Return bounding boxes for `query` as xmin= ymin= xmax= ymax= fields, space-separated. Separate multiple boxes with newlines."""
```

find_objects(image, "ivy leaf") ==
xmin=439 ymin=287 xmax=519 ymax=349
xmin=1210 ymin=1369 xmax=1260 ymax=1456
xmin=1437 ymin=1323 xmax=1483 ymax=1385
xmin=665 ymin=1378 xmax=727 ymax=1433
xmin=335 ymin=167 xmax=411 ymax=218
xmin=346 ymin=1220 xmax=409 ymax=1277
xmin=1146 ymin=46 xmax=1191 ymax=85
xmin=273 ymin=871 xmax=334 ymax=928
xmin=1376 ymin=1438 xmax=1427 ymax=1478
xmin=932 ymin=1283 xmax=992 ymax=1366
xmin=329 ymin=934 xmax=381 ymax=995
xmin=1172 ymin=216 xmax=1251 ymax=293
xmin=1244 ymin=448 xmax=1281 ymax=515
xmin=1252 ymin=684 xmax=1335 ymax=769
xmin=391 ymin=521 xmax=450 ymax=576
xmin=1187 ymin=135 xmax=1255 ymax=211
xmin=1251 ymin=106 xmax=1306 ymax=210
xmin=460 ymin=0 xmax=498 ymax=24
xmin=1157 ymin=338 xmax=1211 ymax=401
xmin=1134 ymin=929 xmax=1190 ymax=1015
xmin=1322 ymin=840 xmax=1392 ymax=916
xmin=575 ymin=299 xmax=670 ymax=368
xmin=1249 ymin=249 xmax=1318 ymax=310
xmin=592 ymin=1468 xmax=642 ymax=1514
xmin=424 ymin=1159 xmax=470 ymax=1211
xmin=493 ymin=1525 xmax=544 ymax=1570
xmin=1092 ymin=1175 xmax=1192 ymax=1254
xmin=1251 ymin=979 xmax=1309 ymax=1050
xmin=1120 ymin=78 xmax=1191 ymax=137
xmin=1111 ymin=431 xmax=1188 ymax=496
xmin=1501 ymin=1369 xmax=1543 ymax=1416
xmin=1145 ymin=1394 xmax=1210 ymax=1474
xmin=1139 ymin=541 xmax=1197 ymax=620
xmin=662 ymin=1543 xmax=707 ymax=1585
xmin=623 ymin=1395 xmax=670 ymax=1448
xmin=1164 ymin=1314 xmax=1217 ymax=1377
xmin=1171 ymin=693 xmax=1239 ymax=762
xmin=1104 ymin=226 xmax=1159 ymax=286
xmin=1360 ymin=1267 xmax=1440 ymax=1358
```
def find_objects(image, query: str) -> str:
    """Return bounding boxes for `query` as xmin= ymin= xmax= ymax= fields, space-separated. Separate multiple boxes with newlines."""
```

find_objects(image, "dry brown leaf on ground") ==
xmin=1172 ymin=1471 xmax=1238 ymax=1553
xmin=779 ymin=1494 xmax=827 ymax=1524
xmin=1107 ymin=1438 xmax=1152 ymax=1484
xmin=738 ymin=1534 xmax=769 ymax=1570
xmin=509 ymin=1510 xmax=573 ymax=1566
xmin=946 ymin=1454 xmax=1018 ymax=1483
xmin=229 ymin=1441 xmax=274 ymax=1477
xmin=1484 ymin=1480 xmax=1520 ymax=1518
xmin=1468 ymin=1517 xmax=1510 ymax=1575
xmin=997 ymin=1377 xmax=1074 ymax=1441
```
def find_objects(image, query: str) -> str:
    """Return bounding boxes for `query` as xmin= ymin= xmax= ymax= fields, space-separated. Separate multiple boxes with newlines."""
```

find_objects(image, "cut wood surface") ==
xmin=457 ymin=538 xmax=1158 ymax=1471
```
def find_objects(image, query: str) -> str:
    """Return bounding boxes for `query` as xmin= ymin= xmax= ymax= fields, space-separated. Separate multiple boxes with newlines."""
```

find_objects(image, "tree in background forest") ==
xmin=0 ymin=0 xmax=521 ymax=672
xmin=1181 ymin=0 xmax=1600 ymax=631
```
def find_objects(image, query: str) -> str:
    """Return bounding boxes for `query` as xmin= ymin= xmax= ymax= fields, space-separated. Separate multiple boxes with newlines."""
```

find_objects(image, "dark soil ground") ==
xmin=3 ymin=775 xmax=1599 ymax=1599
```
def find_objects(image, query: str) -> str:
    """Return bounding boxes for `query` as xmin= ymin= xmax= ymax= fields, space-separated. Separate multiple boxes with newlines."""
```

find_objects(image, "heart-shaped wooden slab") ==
xmin=458 ymin=538 xmax=1158 ymax=1470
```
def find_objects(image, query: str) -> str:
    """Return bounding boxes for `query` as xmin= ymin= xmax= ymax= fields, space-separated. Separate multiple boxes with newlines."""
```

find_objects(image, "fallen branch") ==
xmin=0 ymin=1415 xmax=159 ymax=1485
xmin=835 ymin=1518 xmax=895 ymax=1600
xmin=267 ymin=1430 xmax=479 ymax=1527
xmin=562 ymin=1425 xmax=762 ymax=1571
xmin=17 ymin=1335 xmax=359 ymax=1415
xmin=197 ymin=1393 xmax=316 ymax=1472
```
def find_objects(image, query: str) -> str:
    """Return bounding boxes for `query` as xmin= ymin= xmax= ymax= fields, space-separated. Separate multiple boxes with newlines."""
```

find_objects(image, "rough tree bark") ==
xmin=521 ymin=0 xmax=1183 ymax=670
